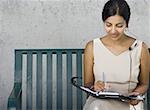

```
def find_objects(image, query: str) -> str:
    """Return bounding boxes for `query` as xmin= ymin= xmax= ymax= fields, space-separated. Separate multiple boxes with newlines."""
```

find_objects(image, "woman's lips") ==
xmin=111 ymin=34 xmax=118 ymax=37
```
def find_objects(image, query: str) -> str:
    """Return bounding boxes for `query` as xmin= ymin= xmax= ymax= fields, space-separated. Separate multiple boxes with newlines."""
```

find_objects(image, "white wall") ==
xmin=0 ymin=0 xmax=149 ymax=109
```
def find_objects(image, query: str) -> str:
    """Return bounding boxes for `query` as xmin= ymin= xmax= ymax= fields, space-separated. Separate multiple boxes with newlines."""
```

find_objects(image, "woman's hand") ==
xmin=128 ymin=99 xmax=140 ymax=106
xmin=93 ymin=81 xmax=105 ymax=91
xmin=128 ymin=91 xmax=141 ymax=105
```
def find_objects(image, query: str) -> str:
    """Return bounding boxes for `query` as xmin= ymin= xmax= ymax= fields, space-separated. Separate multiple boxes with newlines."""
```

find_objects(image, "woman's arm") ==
xmin=84 ymin=40 xmax=106 ymax=91
xmin=84 ymin=41 xmax=94 ymax=88
xmin=133 ymin=42 xmax=150 ymax=94
xmin=129 ymin=43 xmax=150 ymax=105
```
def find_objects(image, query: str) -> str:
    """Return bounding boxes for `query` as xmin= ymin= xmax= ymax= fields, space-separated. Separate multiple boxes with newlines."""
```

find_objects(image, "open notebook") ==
xmin=80 ymin=86 xmax=144 ymax=101
xmin=71 ymin=77 xmax=145 ymax=101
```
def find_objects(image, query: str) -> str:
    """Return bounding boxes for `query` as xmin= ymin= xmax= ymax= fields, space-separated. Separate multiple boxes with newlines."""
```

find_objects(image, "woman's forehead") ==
xmin=105 ymin=15 xmax=125 ymax=24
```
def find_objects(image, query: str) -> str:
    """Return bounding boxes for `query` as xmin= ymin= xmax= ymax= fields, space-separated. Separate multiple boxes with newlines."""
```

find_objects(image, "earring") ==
xmin=125 ymin=28 xmax=128 ymax=32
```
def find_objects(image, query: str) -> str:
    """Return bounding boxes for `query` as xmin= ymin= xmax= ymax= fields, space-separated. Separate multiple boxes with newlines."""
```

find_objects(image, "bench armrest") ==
xmin=7 ymin=82 xmax=22 ymax=110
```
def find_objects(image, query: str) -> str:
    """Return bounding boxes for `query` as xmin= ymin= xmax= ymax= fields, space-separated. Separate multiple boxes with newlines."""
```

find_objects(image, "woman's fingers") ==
xmin=94 ymin=81 xmax=105 ymax=91
xmin=128 ymin=91 xmax=140 ymax=105
xmin=128 ymin=100 xmax=140 ymax=105
xmin=128 ymin=91 xmax=140 ymax=96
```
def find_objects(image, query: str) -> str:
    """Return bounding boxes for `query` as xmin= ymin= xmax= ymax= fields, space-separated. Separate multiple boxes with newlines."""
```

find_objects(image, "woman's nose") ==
xmin=110 ymin=27 xmax=117 ymax=34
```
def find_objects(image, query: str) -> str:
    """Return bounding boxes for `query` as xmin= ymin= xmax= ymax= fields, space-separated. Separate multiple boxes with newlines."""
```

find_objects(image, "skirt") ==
xmin=83 ymin=96 xmax=144 ymax=110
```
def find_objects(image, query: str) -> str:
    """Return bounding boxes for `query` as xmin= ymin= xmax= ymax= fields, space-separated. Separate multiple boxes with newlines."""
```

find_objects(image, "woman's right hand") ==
xmin=93 ymin=80 xmax=105 ymax=91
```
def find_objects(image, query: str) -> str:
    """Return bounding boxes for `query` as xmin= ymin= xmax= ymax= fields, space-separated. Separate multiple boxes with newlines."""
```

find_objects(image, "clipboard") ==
xmin=71 ymin=77 xmax=145 ymax=101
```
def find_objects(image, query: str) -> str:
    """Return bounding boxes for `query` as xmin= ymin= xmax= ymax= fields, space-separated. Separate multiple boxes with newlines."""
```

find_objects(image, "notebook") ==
xmin=80 ymin=86 xmax=144 ymax=101
xmin=71 ymin=77 xmax=145 ymax=101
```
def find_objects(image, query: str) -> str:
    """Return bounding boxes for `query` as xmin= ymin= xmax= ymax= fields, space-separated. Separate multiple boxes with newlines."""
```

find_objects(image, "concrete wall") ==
xmin=0 ymin=0 xmax=149 ymax=109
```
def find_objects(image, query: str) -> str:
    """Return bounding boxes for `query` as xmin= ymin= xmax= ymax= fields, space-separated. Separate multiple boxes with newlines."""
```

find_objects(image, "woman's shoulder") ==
xmin=129 ymin=37 xmax=148 ymax=49
xmin=85 ymin=40 xmax=93 ymax=50
xmin=84 ymin=40 xmax=94 ymax=57
xmin=141 ymin=42 xmax=149 ymax=55
xmin=85 ymin=37 xmax=102 ymax=48
xmin=130 ymin=37 xmax=150 ymax=60
xmin=84 ymin=36 xmax=106 ymax=49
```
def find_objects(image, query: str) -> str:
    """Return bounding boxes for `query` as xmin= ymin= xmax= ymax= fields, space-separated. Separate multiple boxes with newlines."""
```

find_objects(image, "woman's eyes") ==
xmin=116 ymin=25 xmax=123 ymax=28
xmin=105 ymin=24 xmax=123 ymax=28
xmin=106 ymin=24 xmax=111 ymax=27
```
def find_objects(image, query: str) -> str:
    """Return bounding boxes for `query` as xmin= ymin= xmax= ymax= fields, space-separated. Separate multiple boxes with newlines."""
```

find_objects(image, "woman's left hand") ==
xmin=128 ymin=99 xmax=140 ymax=105
xmin=128 ymin=91 xmax=141 ymax=105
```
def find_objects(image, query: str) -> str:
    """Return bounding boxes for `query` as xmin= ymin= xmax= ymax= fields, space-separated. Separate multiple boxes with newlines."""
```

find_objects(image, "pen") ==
xmin=103 ymin=72 xmax=106 ymax=91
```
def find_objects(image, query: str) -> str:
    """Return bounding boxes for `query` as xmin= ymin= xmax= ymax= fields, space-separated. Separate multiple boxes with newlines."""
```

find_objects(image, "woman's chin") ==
xmin=111 ymin=35 xmax=119 ymax=40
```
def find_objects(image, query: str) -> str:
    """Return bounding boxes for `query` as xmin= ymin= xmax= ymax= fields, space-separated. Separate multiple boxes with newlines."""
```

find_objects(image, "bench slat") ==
xmin=67 ymin=51 xmax=73 ymax=110
xmin=57 ymin=51 xmax=63 ymax=109
xmin=36 ymin=52 xmax=43 ymax=109
xmin=77 ymin=51 xmax=83 ymax=109
xmin=27 ymin=52 xmax=33 ymax=109
xmin=15 ymin=51 xmax=23 ymax=83
xmin=47 ymin=52 xmax=53 ymax=110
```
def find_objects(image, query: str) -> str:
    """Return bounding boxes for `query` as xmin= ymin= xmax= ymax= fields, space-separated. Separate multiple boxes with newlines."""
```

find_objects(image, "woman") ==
xmin=83 ymin=0 xmax=150 ymax=110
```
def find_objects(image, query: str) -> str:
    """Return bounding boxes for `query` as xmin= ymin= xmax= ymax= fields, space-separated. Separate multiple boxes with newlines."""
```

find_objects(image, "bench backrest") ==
xmin=13 ymin=48 xmax=150 ymax=110
xmin=14 ymin=49 xmax=86 ymax=110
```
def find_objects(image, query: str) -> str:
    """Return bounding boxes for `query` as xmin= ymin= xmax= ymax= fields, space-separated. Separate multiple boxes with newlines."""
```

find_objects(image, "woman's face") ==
xmin=104 ymin=15 xmax=127 ymax=40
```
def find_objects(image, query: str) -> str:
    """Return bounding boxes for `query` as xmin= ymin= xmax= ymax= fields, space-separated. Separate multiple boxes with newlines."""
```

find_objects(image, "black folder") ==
xmin=71 ymin=77 xmax=145 ymax=101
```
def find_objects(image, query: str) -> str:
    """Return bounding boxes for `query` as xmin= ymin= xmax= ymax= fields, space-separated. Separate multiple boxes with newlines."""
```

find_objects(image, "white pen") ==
xmin=103 ymin=72 xmax=107 ymax=91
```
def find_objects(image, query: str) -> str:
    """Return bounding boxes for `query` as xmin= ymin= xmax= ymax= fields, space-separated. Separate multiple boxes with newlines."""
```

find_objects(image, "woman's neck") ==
xmin=105 ymin=34 xmax=128 ymax=46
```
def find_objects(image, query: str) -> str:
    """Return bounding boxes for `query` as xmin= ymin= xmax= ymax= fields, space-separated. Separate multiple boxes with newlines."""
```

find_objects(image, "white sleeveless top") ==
xmin=93 ymin=38 xmax=142 ymax=94
xmin=83 ymin=38 xmax=143 ymax=110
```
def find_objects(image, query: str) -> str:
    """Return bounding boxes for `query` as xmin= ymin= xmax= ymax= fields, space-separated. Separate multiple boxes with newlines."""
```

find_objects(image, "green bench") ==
xmin=7 ymin=49 xmax=86 ymax=110
xmin=7 ymin=48 xmax=150 ymax=110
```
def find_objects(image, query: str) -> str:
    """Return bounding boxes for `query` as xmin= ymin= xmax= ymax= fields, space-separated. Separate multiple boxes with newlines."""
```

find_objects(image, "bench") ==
xmin=7 ymin=49 xmax=86 ymax=110
xmin=7 ymin=48 xmax=150 ymax=110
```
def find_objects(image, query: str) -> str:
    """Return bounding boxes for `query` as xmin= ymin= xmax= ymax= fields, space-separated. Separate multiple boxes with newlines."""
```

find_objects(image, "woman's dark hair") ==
xmin=102 ymin=0 xmax=130 ymax=27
